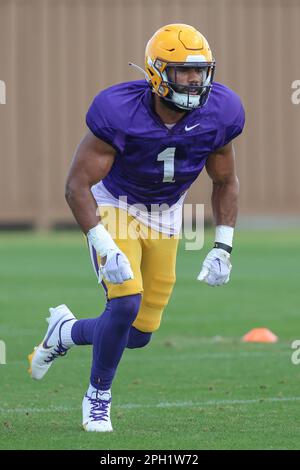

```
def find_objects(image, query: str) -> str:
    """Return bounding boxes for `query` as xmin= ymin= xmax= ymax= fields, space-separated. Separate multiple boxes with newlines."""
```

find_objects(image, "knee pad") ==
xmin=109 ymin=294 xmax=142 ymax=329
xmin=126 ymin=326 xmax=152 ymax=349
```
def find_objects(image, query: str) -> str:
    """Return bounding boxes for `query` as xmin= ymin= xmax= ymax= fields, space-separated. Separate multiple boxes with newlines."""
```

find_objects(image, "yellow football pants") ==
xmin=90 ymin=206 xmax=179 ymax=333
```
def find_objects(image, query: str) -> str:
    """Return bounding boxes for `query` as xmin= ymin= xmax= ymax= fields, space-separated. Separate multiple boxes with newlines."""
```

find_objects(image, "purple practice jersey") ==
xmin=86 ymin=80 xmax=245 ymax=208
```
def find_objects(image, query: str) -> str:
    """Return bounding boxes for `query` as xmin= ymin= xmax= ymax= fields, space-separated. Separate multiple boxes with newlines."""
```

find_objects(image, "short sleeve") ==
xmin=222 ymin=104 xmax=245 ymax=146
xmin=86 ymin=92 xmax=125 ymax=153
xmin=212 ymin=89 xmax=245 ymax=151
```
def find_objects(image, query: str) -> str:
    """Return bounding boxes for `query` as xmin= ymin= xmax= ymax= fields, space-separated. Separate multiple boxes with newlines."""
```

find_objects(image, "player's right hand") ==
xmin=87 ymin=223 xmax=134 ymax=285
xmin=98 ymin=248 xmax=134 ymax=284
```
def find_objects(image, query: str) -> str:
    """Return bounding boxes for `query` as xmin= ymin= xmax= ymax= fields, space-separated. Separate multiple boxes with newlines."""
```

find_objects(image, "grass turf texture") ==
xmin=0 ymin=230 xmax=300 ymax=450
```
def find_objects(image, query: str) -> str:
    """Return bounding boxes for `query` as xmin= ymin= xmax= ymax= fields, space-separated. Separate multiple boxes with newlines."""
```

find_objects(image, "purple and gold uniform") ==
xmin=87 ymin=80 xmax=244 ymax=208
xmin=28 ymin=26 xmax=246 ymax=431
xmin=86 ymin=79 xmax=245 ymax=332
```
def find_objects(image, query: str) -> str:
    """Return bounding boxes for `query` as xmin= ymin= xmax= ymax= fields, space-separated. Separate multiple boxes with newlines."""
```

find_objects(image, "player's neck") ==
xmin=153 ymin=94 xmax=187 ymax=125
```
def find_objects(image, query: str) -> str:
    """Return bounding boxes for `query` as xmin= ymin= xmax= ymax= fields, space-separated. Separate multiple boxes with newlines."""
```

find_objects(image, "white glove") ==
xmin=197 ymin=248 xmax=232 ymax=287
xmin=99 ymin=249 xmax=133 ymax=284
xmin=87 ymin=224 xmax=134 ymax=285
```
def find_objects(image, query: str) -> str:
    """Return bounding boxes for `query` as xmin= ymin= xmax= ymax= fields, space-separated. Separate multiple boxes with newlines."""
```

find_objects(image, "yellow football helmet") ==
xmin=144 ymin=24 xmax=215 ymax=110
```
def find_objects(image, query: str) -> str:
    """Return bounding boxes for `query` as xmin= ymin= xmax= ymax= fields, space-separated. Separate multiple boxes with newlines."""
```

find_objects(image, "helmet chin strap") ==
xmin=160 ymin=88 xmax=200 ymax=111
xmin=158 ymin=95 xmax=188 ymax=113
xmin=169 ymin=90 xmax=201 ymax=110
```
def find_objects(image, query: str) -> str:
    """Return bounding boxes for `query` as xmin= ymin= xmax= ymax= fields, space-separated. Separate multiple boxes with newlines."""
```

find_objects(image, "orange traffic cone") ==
xmin=242 ymin=328 xmax=278 ymax=343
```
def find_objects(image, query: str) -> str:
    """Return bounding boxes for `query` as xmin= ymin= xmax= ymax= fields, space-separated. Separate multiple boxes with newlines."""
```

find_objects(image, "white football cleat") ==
xmin=28 ymin=304 xmax=76 ymax=380
xmin=82 ymin=387 xmax=113 ymax=432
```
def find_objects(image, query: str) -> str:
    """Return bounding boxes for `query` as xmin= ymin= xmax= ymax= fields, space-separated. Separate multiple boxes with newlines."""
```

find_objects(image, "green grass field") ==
xmin=0 ymin=229 xmax=300 ymax=450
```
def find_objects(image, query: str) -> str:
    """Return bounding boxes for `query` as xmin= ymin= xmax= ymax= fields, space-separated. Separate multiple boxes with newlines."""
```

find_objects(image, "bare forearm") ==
xmin=211 ymin=177 xmax=239 ymax=227
xmin=65 ymin=185 xmax=99 ymax=234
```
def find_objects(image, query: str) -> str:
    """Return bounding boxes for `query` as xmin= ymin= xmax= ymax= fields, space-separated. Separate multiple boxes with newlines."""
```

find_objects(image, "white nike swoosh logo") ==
xmin=185 ymin=123 xmax=200 ymax=131
xmin=43 ymin=318 xmax=62 ymax=349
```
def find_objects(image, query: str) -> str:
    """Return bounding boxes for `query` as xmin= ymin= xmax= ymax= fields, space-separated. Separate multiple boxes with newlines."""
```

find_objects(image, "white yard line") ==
xmin=1 ymin=396 xmax=300 ymax=414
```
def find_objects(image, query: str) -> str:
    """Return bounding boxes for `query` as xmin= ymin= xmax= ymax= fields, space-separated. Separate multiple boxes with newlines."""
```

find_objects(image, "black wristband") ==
xmin=214 ymin=242 xmax=232 ymax=254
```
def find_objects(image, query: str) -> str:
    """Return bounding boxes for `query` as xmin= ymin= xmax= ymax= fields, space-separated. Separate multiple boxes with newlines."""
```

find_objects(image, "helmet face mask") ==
xmin=162 ymin=62 xmax=215 ymax=110
xmin=166 ymin=64 xmax=209 ymax=94
xmin=144 ymin=24 xmax=216 ymax=111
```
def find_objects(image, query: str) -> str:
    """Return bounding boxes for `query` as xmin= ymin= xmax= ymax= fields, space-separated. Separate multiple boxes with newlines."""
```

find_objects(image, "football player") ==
xmin=28 ymin=24 xmax=245 ymax=432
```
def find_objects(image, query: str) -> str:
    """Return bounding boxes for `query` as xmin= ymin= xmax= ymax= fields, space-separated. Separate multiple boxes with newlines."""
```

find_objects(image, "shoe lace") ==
xmin=44 ymin=340 xmax=68 ymax=363
xmin=87 ymin=393 xmax=111 ymax=422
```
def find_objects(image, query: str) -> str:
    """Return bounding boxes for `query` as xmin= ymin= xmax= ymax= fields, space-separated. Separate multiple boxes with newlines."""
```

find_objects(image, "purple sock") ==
xmin=90 ymin=294 xmax=141 ymax=390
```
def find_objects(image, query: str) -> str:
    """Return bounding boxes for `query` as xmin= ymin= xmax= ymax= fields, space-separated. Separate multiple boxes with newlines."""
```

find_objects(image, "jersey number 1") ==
xmin=157 ymin=147 xmax=176 ymax=183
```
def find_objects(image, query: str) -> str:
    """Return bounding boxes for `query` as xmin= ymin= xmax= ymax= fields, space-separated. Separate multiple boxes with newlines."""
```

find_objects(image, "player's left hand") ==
xmin=197 ymin=248 xmax=232 ymax=286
